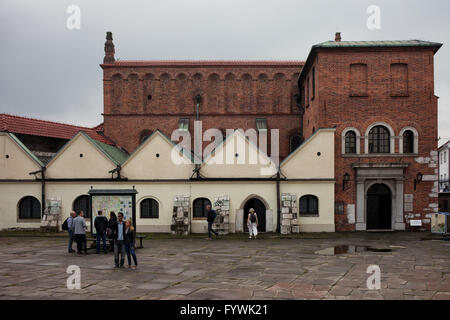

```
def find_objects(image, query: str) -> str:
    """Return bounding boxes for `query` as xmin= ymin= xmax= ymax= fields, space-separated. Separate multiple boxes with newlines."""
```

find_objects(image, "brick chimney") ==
xmin=103 ymin=31 xmax=115 ymax=64
xmin=335 ymin=32 xmax=341 ymax=42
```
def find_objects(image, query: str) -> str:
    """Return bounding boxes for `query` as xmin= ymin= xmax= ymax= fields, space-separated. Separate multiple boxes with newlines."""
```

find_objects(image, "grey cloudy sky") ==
xmin=0 ymin=0 xmax=449 ymax=146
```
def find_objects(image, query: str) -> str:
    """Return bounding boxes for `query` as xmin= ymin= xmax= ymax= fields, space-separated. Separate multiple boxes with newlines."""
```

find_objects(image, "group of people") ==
xmin=65 ymin=210 xmax=138 ymax=269
xmin=64 ymin=204 xmax=259 ymax=268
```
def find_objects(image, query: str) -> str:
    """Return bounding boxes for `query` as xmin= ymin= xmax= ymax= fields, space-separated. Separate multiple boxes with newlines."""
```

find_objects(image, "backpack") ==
xmin=250 ymin=213 xmax=257 ymax=223
xmin=62 ymin=218 xmax=69 ymax=231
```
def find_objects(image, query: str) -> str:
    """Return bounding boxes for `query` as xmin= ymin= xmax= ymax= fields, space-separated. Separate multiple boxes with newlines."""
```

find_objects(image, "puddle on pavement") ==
xmin=315 ymin=245 xmax=393 ymax=256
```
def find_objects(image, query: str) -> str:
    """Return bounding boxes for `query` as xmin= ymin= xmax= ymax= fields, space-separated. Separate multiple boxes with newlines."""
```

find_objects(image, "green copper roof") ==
xmin=4 ymin=132 xmax=45 ymax=167
xmin=313 ymin=40 xmax=442 ymax=50
xmin=85 ymin=133 xmax=129 ymax=166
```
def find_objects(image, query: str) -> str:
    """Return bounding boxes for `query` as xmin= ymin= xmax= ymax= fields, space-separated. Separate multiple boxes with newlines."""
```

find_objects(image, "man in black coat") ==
xmin=94 ymin=210 xmax=108 ymax=254
xmin=206 ymin=204 xmax=219 ymax=240
xmin=111 ymin=212 xmax=126 ymax=268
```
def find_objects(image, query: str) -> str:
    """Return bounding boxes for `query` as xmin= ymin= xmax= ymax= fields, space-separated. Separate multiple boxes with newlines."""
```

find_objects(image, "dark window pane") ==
xmin=73 ymin=195 xmax=91 ymax=218
xmin=403 ymin=130 xmax=414 ymax=153
xmin=290 ymin=135 xmax=303 ymax=153
xmin=140 ymin=199 xmax=159 ymax=218
xmin=193 ymin=198 xmax=211 ymax=218
xmin=368 ymin=126 xmax=390 ymax=153
xmin=19 ymin=196 xmax=41 ymax=219
xmin=299 ymin=195 xmax=319 ymax=216
xmin=345 ymin=131 xmax=356 ymax=154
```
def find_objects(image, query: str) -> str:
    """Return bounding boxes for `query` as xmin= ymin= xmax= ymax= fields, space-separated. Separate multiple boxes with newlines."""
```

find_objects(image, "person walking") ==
xmin=206 ymin=204 xmax=219 ymax=240
xmin=247 ymin=208 xmax=259 ymax=239
xmin=67 ymin=211 xmax=76 ymax=253
xmin=112 ymin=212 xmax=126 ymax=268
xmin=124 ymin=219 xmax=138 ymax=269
xmin=94 ymin=210 xmax=108 ymax=254
xmin=107 ymin=212 xmax=117 ymax=252
xmin=71 ymin=211 xmax=88 ymax=254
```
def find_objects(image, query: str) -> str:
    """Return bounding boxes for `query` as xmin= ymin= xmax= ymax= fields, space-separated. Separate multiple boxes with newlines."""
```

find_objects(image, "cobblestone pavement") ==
xmin=0 ymin=233 xmax=449 ymax=300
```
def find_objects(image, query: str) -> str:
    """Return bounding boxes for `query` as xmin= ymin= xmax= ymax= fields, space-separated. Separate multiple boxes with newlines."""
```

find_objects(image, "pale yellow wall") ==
xmin=121 ymin=132 xmax=194 ymax=180
xmin=0 ymin=180 xmax=335 ymax=232
xmin=0 ymin=182 xmax=42 ymax=229
xmin=280 ymin=181 xmax=335 ymax=232
xmin=281 ymin=129 xmax=335 ymax=179
xmin=201 ymin=131 xmax=277 ymax=178
xmin=46 ymin=134 xmax=116 ymax=179
xmin=0 ymin=134 xmax=41 ymax=179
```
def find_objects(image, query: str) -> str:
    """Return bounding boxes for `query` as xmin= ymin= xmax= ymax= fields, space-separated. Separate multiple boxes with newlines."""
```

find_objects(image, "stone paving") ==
xmin=0 ymin=233 xmax=449 ymax=300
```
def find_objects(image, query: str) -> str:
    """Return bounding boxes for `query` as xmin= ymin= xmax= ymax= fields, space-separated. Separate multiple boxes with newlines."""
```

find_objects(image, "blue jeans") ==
xmin=125 ymin=242 xmax=138 ymax=266
xmin=208 ymin=221 xmax=218 ymax=238
xmin=96 ymin=233 xmax=107 ymax=253
xmin=68 ymin=230 xmax=74 ymax=252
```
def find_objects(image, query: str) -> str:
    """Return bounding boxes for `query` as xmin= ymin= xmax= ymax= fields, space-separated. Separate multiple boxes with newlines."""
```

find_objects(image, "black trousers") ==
xmin=75 ymin=234 xmax=87 ymax=253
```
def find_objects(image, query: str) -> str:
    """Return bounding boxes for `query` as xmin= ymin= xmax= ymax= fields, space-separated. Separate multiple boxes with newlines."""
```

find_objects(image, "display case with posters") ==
xmin=431 ymin=212 xmax=449 ymax=235
xmin=88 ymin=189 xmax=138 ymax=235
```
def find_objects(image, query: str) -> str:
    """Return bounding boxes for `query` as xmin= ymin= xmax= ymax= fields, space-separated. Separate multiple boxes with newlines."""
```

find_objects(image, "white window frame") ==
xmin=399 ymin=127 xmax=419 ymax=154
xmin=341 ymin=127 xmax=361 ymax=155
xmin=364 ymin=122 xmax=395 ymax=154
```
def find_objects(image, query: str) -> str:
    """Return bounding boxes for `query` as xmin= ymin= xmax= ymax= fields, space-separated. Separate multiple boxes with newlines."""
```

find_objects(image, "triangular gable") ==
xmin=201 ymin=129 xmax=278 ymax=178
xmin=280 ymin=128 xmax=335 ymax=179
xmin=121 ymin=130 xmax=195 ymax=179
xmin=46 ymin=131 xmax=120 ymax=179
xmin=0 ymin=132 xmax=43 ymax=179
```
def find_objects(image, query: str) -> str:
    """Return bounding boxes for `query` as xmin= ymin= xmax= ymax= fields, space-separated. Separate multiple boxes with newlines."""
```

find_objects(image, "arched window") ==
xmin=299 ymin=195 xmax=318 ymax=216
xmin=289 ymin=134 xmax=303 ymax=153
xmin=140 ymin=198 xmax=159 ymax=219
xmin=368 ymin=125 xmax=390 ymax=153
xmin=345 ymin=131 xmax=357 ymax=154
xmin=402 ymin=130 xmax=414 ymax=154
xmin=73 ymin=195 xmax=91 ymax=218
xmin=193 ymin=198 xmax=211 ymax=218
xmin=18 ymin=196 xmax=41 ymax=219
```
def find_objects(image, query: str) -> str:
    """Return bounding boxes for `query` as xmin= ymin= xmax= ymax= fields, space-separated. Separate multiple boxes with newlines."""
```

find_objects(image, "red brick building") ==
xmin=298 ymin=33 xmax=442 ymax=231
xmin=101 ymin=32 xmax=304 ymax=159
xmin=101 ymin=32 xmax=442 ymax=231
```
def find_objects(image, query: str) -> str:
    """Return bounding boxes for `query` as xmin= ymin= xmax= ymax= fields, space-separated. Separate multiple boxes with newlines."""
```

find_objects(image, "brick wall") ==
xmin=301 ymin=47 xmax=439 ymax=231
xmin=102 ymin=63 xmax=303 ymax=158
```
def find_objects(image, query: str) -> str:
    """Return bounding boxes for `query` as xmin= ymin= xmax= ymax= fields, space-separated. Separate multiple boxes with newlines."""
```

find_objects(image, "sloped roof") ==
xmin=1 ymin=132 xmax=45 ymax=167
xmin=0 ymin=113 xmax=113 ymax=145
xmin=86 ymin=134 xmax=128 ymax=166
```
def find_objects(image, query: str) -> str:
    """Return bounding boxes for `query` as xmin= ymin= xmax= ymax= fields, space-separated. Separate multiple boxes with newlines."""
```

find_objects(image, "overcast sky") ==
xmin=0 ymin=0 xmax=449 ymax=146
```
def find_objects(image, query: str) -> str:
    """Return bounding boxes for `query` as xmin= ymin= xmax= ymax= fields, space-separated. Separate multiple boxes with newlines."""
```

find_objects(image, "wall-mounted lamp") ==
xmin=343 ymin=172 xmax=350 ymax=191
xmin=414 ymin=172 xmax=423 ymax=191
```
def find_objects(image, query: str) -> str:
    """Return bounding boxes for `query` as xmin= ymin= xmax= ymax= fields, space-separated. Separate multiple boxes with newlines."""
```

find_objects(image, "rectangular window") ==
xmin=306 ymin=77 xmax=310 ymax=105
xmin=390 ymin=63 xmax=408 ymax=96
xmin=350 ymin=63 xmax=368 ymax=97
xmin=178 ymin=118 xmax=189 ymax=131
xmin=256 ymin=118 xmax=267 ymax=131
xmin=312 ymin=67 xmax=316 ymax=99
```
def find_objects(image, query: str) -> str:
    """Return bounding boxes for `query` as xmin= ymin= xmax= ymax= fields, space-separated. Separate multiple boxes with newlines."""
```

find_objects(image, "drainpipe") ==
xmin=29 ymin=168 xmax=46 ymax=217
xmin=276 ymin=171 xmax=281 ymax=233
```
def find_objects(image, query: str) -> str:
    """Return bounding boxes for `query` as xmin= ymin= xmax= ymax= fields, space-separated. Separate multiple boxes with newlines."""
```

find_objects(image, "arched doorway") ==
xmin=243 ymin=198 xmax=266 ymax=232
xmin=366 ymin=184 xmax=392 ymax=230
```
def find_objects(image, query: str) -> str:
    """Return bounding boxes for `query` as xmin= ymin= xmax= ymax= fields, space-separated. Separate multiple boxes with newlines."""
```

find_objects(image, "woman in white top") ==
xmin=247 ymin=208 xmax=259 ymax=239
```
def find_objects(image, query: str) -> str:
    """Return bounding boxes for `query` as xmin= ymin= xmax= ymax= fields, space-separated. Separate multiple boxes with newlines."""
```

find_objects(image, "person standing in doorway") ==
xmin=112 ymin=212 xmax=126 ymax=268
xmin=247 ymin=208 xmax=259 ymax=239
xmin=94 ymin=210 xmax=108 ymax=254
xmin=124 ymin=219 xmax=138 ymax=269
xmin=206 ymin=204 xmax=219 ymax=240
xmin=67 ymin=211 xmax=76 ymax=253
xmin=72 ymin=211 xmax=88 ymax=254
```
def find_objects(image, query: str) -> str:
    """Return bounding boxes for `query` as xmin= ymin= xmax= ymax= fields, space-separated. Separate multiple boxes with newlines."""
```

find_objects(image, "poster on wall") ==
xmin=91 ymin=195 xmax=133 ymax=234
xmin=431 ymin=212 xmax=449 ymax=234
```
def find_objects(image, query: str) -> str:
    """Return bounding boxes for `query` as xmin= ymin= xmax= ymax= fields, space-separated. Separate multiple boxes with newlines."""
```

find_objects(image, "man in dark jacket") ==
xmin=94 ymin=210 xmax=108 ymax=254
xmin=111 ymin=212 xmax=126 ymax=268
xmin=206 ymin=204 xmax=219 ymax=240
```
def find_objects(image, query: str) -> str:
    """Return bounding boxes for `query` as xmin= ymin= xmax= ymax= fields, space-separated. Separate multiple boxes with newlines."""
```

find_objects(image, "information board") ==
xmin=91 ymin=195 xmax=133 ymax=234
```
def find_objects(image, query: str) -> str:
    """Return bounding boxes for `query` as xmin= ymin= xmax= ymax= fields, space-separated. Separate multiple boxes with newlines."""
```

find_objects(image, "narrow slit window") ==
xmin=256 ymin=118 xmax=267 ymax=131
xmin=178 ymin=118 xmax=189 ymax=131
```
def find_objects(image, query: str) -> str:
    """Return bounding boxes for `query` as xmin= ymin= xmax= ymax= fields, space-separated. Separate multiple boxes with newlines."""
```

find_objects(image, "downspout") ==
xmin=41 ymin=168 xmax=46 ymax=217
xmin=276 ymin=170 xmax=281 ymax=233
